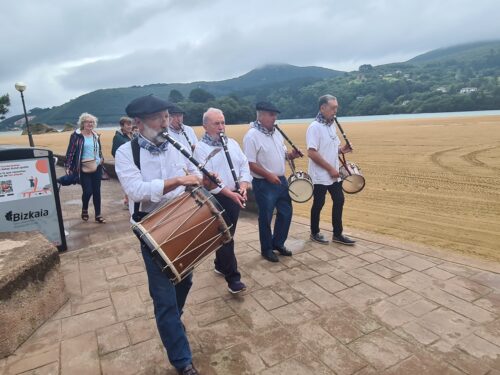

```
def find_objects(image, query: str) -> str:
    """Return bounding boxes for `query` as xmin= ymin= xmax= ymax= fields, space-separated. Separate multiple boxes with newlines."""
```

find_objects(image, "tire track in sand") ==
xmin=461 ymin=145 xmax=500 ymax=172
xmin=430 ymin=147 xmax=462 ymax=173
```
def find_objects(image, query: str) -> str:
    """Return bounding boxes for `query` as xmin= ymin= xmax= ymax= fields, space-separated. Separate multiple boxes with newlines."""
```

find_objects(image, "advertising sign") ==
xmin=0 ymin=147 xmax=67 ymax=251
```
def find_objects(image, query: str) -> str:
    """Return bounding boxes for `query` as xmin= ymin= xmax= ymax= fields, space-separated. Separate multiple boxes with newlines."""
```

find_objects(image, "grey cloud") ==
xmin=2 ymin=0 xmax=500 ymax=115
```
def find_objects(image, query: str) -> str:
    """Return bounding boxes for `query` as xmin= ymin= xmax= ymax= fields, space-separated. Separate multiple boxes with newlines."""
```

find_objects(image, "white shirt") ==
xmin=193 ymin=138 xmax=252 ymax=195
xmin=306 ymin=120 xmax=341 ymax=185
xmin=168 ymin=125 xmax=198 ymax=154
xmin=243 ymin=126 xmax=287 ymax=178
xmin=115 ymin=141 xmax=201 ymax=219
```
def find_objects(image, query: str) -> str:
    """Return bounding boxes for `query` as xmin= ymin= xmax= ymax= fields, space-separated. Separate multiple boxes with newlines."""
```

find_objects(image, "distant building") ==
xmin=356 ymin=96 xmax=365 ymax=101
xmin=402 ymin=100 xmax=410 ymax=106
xmin=435 ymin=87 xmax=447 ymax=93
xmin=460 ymin=87 xmax=478 ymax=94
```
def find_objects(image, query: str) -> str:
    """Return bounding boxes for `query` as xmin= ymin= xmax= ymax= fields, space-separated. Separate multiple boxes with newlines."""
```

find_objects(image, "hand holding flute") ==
xmin=158 ymin=130 xmax=223 ymax=189
xmin=220 ymin=132 xmax=247 ymax=208
xmin=274 ymin=124 xmax=304 ymax=158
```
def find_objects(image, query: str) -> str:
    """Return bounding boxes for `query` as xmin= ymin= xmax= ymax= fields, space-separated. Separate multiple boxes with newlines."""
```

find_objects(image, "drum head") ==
xmin=342 ymin=175 xmax=365 ymax=194
xmin=289 ymin=179 xmax=313 ymax=203
xmin=191 ymin=186 xmax=231 ymax=230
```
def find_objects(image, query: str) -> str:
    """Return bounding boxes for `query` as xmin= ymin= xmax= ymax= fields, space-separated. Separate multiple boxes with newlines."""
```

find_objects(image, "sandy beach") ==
xmin=2 ymin=115 xmax=499 ymax=261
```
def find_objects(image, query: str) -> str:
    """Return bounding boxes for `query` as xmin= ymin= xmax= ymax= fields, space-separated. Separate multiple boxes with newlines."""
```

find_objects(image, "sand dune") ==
xmin=2 ymin=115 xmax=499 ymax=261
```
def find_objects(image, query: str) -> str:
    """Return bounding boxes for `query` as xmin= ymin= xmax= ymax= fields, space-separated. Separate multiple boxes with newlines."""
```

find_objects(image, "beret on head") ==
xmin=125 ymin=94 xmax=171 ymax=118
xmin=255 ymin=101 xmax=280 ymax=113
xmin=168 ymin=104 xmax=185 ymax=114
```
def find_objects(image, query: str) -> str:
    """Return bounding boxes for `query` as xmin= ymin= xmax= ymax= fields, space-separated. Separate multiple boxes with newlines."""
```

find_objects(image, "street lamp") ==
xmin=15 ymin=82 xmax=35 ymax=147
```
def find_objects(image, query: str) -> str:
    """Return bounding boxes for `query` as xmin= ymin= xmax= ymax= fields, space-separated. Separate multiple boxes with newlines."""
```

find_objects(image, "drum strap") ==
xmin=131 ymin=137 xmax=141 ymax=215
xmin=338 ymin=152 xmax=351 ymax=176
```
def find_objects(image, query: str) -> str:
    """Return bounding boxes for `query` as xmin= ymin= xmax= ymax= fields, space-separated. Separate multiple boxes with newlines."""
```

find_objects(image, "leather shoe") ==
xmin=262 ymin=251 xmax=279 ymax=262
xmin=332 ymin=234 xmax=356 ymax=246
xmin=310 ymin=233 xmax=329 ymax=244
xmin=177 ymin=364 xmax=198 ymax=375
xmin=274 ymin=246 xmax=292 ymax=256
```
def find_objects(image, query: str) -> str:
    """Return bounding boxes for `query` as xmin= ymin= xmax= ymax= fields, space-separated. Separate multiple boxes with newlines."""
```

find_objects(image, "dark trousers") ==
xmin=310 ymin=182 xmax=345 ymax=237
xmin=80 ymin=165 xmax=102 ymax=217
xmin=140 ymin=243 xmax=192 ymax=369
xmin=252 ymin=176 xmax=292 ymax=253
xmin=214 ymin=193 xmax=241 ymax=284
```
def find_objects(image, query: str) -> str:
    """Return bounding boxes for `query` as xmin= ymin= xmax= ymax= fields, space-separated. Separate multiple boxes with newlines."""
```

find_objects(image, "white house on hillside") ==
xmin=460 ymin=87 xmax=478 ymax=94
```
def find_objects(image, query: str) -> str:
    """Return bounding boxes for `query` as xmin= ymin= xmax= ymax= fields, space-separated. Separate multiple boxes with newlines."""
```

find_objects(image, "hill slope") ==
xmin=408 ymin=40 xmax=500 ymax=64
xmin=0 ymin=64 xmax=343 ymax=128
xmin=2 ymin=40 xmax=500 ymax=129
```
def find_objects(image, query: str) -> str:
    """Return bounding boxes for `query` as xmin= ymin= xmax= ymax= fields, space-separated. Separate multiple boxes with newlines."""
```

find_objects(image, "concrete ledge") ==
xmin=0 ymin=232 xmax=68 ymax=358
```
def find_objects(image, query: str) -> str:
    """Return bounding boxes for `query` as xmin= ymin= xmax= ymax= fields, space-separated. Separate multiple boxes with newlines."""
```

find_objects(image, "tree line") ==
xmin=173 ymin=52 xmax=500 ymax=124
xmin=2 ymin=44 xmax=499 ymax=130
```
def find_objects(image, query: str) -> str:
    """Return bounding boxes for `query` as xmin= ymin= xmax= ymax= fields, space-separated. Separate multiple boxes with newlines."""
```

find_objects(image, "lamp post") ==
xmin=15 ymin=82 xmax=35 ymax=147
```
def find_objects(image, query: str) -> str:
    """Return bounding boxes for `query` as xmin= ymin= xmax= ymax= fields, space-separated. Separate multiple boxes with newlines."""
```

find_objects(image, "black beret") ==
xmin=255 ymin=101 xmax=280 ymax=113
xmin=168 ymin=104 xmax=185 ymax=114
xmin=125 ymin=95 xmax=171 ymax=118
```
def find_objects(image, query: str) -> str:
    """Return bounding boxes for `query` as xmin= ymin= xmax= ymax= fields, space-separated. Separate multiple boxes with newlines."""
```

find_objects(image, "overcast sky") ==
xmin=2 ymin=0 xmax=499 ymax=117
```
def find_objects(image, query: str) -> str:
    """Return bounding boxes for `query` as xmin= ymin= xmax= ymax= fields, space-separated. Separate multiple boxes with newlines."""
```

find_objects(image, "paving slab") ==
xmin=2 ymin=170 xmax=500 ymax=374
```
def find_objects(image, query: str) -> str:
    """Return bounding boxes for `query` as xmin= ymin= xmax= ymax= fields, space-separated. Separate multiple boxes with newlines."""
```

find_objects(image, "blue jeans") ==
xmin=252 ymin=176 xmax=293 ymax=253
xmin=80 ymin=165 xmax=102 ymax=217
xmin=141 ymin=244 xmax=192 ymax=370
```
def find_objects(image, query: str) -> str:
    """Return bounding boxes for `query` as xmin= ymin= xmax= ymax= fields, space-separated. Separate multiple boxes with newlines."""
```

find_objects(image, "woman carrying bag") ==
xmin=64 ymin=112 xmax=106 ymax=223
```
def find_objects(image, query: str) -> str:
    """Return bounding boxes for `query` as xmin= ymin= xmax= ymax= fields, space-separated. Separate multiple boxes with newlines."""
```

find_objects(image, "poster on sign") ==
xmin=0 ymin=148 xmax=66 ymax=251
xmin=0 ymin=159 xmax=52 ymax=201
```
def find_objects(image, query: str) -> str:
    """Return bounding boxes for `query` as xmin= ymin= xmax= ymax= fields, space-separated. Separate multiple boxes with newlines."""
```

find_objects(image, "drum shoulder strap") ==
xmin=131 ymin=137 xmax=141 ymax=215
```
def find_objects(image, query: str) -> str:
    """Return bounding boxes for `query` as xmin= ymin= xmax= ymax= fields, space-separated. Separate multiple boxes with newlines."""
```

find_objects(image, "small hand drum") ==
xmin=339 ymin=162 xmax=365 ymax=194
xmin=288 ymin=171 xmax=313 ymax=203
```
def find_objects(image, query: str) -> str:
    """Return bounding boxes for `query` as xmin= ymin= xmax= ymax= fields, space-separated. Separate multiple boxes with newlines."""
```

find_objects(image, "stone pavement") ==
xmin=1 ymin=169 xmax=500 ymax=374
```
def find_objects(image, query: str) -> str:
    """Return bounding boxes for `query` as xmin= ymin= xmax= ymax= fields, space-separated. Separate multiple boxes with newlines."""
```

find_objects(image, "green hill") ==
xmin=0 ymin=64 xmax=343 ymax=128
xmin=408 ymin=40 xmax=500 ymax=64
xmin=1 ymin=40 xmax=499 ymax=130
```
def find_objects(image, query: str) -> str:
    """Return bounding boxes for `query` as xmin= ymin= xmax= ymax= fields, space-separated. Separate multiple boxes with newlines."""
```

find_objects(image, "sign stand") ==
xmin=0 ymin=147 xmax=67 ymax=251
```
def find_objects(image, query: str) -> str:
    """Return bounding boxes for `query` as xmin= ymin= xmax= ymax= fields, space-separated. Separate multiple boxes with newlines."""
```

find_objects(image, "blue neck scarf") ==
xmin=252 ymin=120 xmax=275 ymax=135
xmin=201 ymin=132 xmax=223 ymax=147
xmin=137 ymin=134 xmax=168 ymax=155
xmin=315 ymin=112 xmax=334 ymax=126
xmin=168 ymin=124 xmax=184 ymax=134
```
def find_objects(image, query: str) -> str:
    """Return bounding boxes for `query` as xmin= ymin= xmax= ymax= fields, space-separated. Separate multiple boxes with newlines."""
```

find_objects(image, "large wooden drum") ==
xmin=132 ymin=186 xmax=232 ymax=284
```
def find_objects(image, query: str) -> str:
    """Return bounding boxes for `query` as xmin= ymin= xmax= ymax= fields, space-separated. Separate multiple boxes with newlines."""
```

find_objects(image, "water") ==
xmin=2 ymin=109 xmax=500 ymax=137
xmin=276 ymin=109 xmax=500 ymax=125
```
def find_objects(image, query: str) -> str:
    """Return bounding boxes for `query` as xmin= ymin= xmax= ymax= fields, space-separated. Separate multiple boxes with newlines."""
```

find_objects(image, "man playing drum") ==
xmin=243 ymin=102 xmax=302 ymax=262
xmin=193 ymin=107 xmax=250 ymax=293
xmin=307 ymin=95 xmax=356 ymax=246
xmin=115 ymin=95 xmax=203 ymax=375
